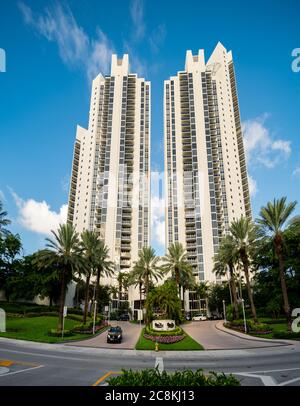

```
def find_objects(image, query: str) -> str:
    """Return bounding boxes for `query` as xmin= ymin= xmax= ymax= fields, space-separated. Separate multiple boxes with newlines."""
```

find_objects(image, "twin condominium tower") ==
xmin=67 ymin=42 xmax=251 ymax=313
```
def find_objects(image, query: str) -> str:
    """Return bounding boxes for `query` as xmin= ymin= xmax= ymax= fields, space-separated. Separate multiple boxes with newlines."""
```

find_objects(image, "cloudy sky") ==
xmin=0 ymin=0 xmax=299 ymax=256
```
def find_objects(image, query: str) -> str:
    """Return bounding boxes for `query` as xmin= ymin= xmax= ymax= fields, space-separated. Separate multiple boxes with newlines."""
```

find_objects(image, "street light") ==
xmin=241 ymin=298 xmax=247 ymax=333
xmin=222 ymin=300 xmax=226 ymax=324
xmin=93 ymin=300 xmax=97 ymax=335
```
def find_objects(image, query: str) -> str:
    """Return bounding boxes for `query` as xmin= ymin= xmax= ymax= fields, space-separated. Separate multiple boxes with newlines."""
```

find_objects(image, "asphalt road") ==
xmin=1 ymin=334 xmax=300 ymax=386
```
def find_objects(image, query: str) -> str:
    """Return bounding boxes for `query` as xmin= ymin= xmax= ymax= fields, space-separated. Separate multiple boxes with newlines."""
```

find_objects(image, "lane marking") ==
xmin=155 ymin=357 xmax=164 ymax=373
xmin=92 ymin=371 xmax=121 ymax=386
xmin=278 ymin=377 xmax=300 ymax=386
xmin=0 ymin=360 xmax=13 ymax=367
xmin=233 ymin=366 xmax=300 ymax=375
xmin=234 ymin=372 xmax=277 ymax=386
xmin=0 ymin=365 xmax=44 ymax=378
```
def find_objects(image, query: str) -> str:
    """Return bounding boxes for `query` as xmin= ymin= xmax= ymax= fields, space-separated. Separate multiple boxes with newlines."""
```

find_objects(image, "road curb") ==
xmin=215 ymin=321 xmax=291 ymax=347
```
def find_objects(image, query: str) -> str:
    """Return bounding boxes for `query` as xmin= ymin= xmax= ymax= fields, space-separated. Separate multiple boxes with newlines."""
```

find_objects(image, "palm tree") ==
xmin=0 ymin=200 xmax=11 ymax=236
xmin=229 ymin=216 xmax=258 ymax=322
xmin=132 ymin=247 xmax=162 ymax=299
xmin=194 ymin=281 xmax=209 ymax=316
xmin=94 ymin=241 xmax=114 ymax=317
xmin=162 ymin=242 xmax=193 ymax=299
xmin=257 ymin=197 xmax=300 ymax=328
xmin=80 ymin=230 xmax=100 ymax=324
xmin=117 ymin=271 xmax=129 ymax=301
xmin=213 ymin=235 xmax=239 ymax=319
xmin=35 ymin=223 xmax=84 ymax=331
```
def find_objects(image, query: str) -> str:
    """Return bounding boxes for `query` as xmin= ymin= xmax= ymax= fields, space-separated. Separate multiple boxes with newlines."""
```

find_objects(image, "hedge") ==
xmin=107 ymin=368 xmax=240 ymax=386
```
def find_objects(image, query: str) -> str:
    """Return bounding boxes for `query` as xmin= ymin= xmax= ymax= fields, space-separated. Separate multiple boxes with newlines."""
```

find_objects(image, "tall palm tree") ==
xmin=257 ymin=197 xmax=300 ymax=328
xmin=35 ymin=223 xmax=84 ymax=331
xmin=80 ymin=230 xmax=100 ymax=324
xmin=194 ymin=281 xmax=209 ymax=315
xmin=94 ymin=241 xmax=114 ymax=317
xmin=132 ymin=247 xmax=162 ymax=299
xmin=213 ymin=235 xmax=239 ymax=319
xmin=162 ymin=242 xmax=193 ymax=299
xmin=117 ymin=271 xmax=129 ymax=301
xmin=229 ymin=216 xmax=258 ymax=322
xmin=0 ymin=200 xmax=11 ymax=236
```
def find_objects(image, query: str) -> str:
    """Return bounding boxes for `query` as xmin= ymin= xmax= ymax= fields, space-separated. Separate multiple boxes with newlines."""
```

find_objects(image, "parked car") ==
xmin=192 ymin=314 xmax=207 ymax=321
xmin=118 ymin=313 xmax=130 ymax=321
xmin=107 ymin=326 xmax=122 ymax=343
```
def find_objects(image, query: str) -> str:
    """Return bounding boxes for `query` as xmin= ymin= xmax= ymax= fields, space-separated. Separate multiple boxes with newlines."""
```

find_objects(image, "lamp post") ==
xmin=93 ymin=300 xmax=97 ymax=335
xmin=222 ymin=300 xmax=226 ymax=324
xmin=241 ymin=298 xmax=247 ymax=333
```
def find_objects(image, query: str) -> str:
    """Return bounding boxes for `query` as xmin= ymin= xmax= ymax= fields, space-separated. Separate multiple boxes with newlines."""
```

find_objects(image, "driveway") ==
xmin=66 ymin=321 xmax=142 ymax=349
xmin=183 ymin=321 xmax=287 ymax=350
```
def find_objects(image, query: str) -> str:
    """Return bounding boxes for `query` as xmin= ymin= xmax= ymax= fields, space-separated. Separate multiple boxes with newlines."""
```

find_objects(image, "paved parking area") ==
xmin=66 ymin=321 xmax=142 ymax=349
xmin=183 ymin=321 xmax=286 ymax=350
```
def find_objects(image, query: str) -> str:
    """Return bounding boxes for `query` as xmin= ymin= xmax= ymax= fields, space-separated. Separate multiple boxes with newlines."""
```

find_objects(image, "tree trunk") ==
xmin=275 ymin=240 xmax=291 ymax=329
xmin=83 ymin=273 xmax=91 ymax=325
xmin=175 ymin=268 xmax=180 ymax=297
xmin=229 ymin=266 xmax=239 ymax=319
xmin=243 ymin=263 xmax=257 ymax=322
xmin=57 ymin=270 xmax=66 ymax=331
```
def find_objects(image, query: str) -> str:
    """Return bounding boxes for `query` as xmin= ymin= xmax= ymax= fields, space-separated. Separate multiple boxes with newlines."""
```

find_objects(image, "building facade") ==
xmin=164 ymin=43 xmax=251 ymax=312
xmin=68 ymin=54 xmax=151 ymax=312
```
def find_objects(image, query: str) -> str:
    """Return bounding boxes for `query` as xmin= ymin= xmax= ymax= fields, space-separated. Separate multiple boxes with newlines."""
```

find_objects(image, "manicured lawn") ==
xmin=135 ymin=329 xmax=204 ymax=350
xmin=0 ymin=315 xmax=104 ymax=343
xmin=250 ymin=323 xmax=300 ymax=340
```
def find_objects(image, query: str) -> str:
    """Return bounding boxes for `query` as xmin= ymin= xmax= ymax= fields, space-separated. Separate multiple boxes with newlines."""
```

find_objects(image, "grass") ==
xmin=135 ymin=328 xmax=204 ymax=350
xmin=0 ymin=315 xmax=104 ymax=343
xmin=250 ymin=323 xmax=300 ymax=340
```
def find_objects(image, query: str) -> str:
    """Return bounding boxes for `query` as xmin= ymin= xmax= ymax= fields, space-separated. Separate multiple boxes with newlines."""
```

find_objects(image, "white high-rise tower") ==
xmin=68 ymin=54 xmax=150 ymax=312
xmin=164 ymin=42 xmax=251 ymax=293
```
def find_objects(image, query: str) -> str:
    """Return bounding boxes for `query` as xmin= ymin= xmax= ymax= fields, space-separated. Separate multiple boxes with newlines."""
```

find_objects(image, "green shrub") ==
xmin=226 ymin=304 xmax=243 ymax=321
xmin=247 ymin=320 xmax=271 ymax=332
xmin=48 ymin=329 xmax=73 ymax=337
xmin=145 ymin=325 xmax=183 ymax=336
xmin=107 ymin=368 xmax=240 ymax=386
xmin=273 ymin=331 xmax=300 ymax=340
xmin=26 ymin=312 xmax=58 ymax=318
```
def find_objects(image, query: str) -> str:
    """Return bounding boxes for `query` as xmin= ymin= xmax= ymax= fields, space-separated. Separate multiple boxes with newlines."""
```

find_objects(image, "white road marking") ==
xmin=155 ymin=357 xmax=164 ymax=373
xmin=0 ymin=365 xmax=44 ymax=378
xmin=0 ymin=367 xmax=9 ymax=375
xmin=234 ymin=372 xmax=277 ymax=386
xmin=278 ymin=377 xmax=300 ymax=386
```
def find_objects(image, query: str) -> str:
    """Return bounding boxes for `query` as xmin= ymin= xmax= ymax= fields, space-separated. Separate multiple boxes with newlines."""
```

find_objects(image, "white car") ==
xmin=192 ymin=314 xmax=207 ymax=321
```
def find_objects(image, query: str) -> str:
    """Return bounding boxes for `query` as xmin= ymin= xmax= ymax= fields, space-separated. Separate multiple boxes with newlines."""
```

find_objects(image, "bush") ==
xmin=226 ymin=304 xmax=243 ymax=322
xmin=145 ymin=325 xmax=183 ymax=336
xmin=247 ymin=320 xmax=271 ymax=333
xmin=48 ymin=329 xmax=73 ymax=337
xmin=26 ymin=312 xmax=58 ymax=318
xmin=144 ymin=334 xmax=184 ymax=344
xmin=273 ymin=331 xmax=300 ymax=340
xmin=107 ymin=368 xmax=240 ymax=386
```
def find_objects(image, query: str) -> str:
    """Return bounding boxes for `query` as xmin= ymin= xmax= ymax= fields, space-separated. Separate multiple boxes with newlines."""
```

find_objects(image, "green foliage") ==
xmin=145 ymin=280 xmax=182 ymax=323
xmin=273 ymin=331 xmax=300 ymax=339
xmin=107 ymin=368 xmax=240 ymax=386
xmin=145 ymin=325 xmax=183 ymax=336
xmin=48 ymin=329 xmax=73 ymax=337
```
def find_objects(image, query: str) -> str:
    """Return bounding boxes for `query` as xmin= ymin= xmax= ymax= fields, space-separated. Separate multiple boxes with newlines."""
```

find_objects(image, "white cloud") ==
xmin=149 ymin=24 xmax=166 ymax=53
xmin=0 ymin=190 xmax=5 ymax=202
xmin=248 ymin=175 xmax=258 ymax=197
xmin=151 ymin=195 xmax=165 ymax=247
xmin=12 ymin=191 xmax=67 ymax=235
xmin=292 ymin=167 xmax=300 ymax=177
xmin=242 ymin=115 xmax=291 ymax=168
xmin=18 ymin=2 xmax=114 ymax=81
xmin=130 ymin=0 xmax=145 ymax=41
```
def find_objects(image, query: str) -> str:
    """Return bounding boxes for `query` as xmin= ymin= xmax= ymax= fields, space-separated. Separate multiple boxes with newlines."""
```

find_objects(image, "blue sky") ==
xmin=0 ymin=0 xmax=299 ymax=256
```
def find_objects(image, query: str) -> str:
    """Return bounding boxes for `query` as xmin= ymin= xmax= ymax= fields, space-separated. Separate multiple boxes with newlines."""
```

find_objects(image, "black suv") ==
xmin=107 ymin=326 xmax=122 ymax=343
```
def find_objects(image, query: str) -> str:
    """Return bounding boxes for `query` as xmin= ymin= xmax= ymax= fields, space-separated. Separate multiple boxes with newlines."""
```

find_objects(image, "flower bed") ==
xmin=143 ymin=333 xmax=185 ymax=344
xmin=71 ymin=321 xmax=108 ymax=334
